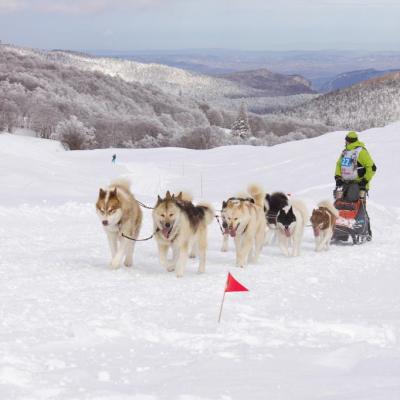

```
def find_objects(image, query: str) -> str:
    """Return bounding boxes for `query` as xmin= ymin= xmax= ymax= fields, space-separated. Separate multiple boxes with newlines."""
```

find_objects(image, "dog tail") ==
xmin=110 ymin=177 xmax=131 ymax=192
xmin=177 ymin=191 xmax=193 ymax=202
xmin=198 ymin=202 xmax=215 ymax=225
xmin=318 ymin=200 xmax=339 ymax=217
xmin=290 ymin=199 xmax=309 ymax=223
xmin=247 ymin=183 xmax=265 ymax=208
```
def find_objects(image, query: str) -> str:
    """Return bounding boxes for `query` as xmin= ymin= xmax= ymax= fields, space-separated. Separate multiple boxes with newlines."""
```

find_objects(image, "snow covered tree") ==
xmin=231 ymin=102 xmax=251 ymax=139
xmin=206 ymin=108 xmax=224 ymax=127
xmin=52 ymin=116 xmax=96 ymax=150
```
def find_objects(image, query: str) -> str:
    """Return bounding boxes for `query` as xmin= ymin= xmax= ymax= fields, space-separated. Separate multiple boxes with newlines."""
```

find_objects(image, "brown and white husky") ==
xmin=310 ymin=200 xmax=338 ymax=252
xmin=96 ymin=179 xmax=142 ymax=269
xmin=152 ymin=191 xmax=214 ymax=277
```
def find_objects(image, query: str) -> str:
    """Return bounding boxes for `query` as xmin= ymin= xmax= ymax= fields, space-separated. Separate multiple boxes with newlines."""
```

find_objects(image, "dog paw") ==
xmin=221 ymin=246 xmax=228 ymax=252
xmin=124 ymin=259 xmax=133 ymax=267
xmin=189 ymin=253 xmax=196 ymax=259
xmin=110 ymin=260 xmax=120 ymax=269
xmin=166 ymin=265 xmax=175 ymax=272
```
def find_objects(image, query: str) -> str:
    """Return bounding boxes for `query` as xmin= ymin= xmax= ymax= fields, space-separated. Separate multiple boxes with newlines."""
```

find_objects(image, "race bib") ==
xmin=341 ymin=147 xmax=362 ymax=181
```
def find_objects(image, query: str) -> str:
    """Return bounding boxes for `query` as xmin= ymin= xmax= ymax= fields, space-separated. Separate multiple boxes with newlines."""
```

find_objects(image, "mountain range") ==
xmin=0 ymin=44 xmax=329 ymax=149
xmin=96 ymin=49 xmax=400 ymax=88
xmin=319 ymin=68 xmax=400 ymax=92
xmin=286 ymin=71 xmax=400 ymax=130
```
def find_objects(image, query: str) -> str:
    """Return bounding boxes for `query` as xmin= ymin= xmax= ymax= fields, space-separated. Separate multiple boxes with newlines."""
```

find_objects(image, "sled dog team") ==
xmin=96 ymin=179 xmax=339 ymax=277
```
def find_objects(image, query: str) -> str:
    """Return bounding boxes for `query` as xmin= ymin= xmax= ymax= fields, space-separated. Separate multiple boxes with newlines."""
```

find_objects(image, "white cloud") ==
xmin=0 ymin=0 xmax=176 ymax=14
xmin=0 ymin=0 xmax=26 ymax=13
xmin=32 ymin=0 xmax=170 ymax=14
xmin=1 ymin=0 xmax=399 ymax=15
xmin=228 ymin=0 xmax=400 ymax=7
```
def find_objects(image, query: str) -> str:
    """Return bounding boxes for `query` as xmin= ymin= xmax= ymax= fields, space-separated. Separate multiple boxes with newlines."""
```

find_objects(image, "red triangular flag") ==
xmin=225 ymin=273 xmax=249 ymax=293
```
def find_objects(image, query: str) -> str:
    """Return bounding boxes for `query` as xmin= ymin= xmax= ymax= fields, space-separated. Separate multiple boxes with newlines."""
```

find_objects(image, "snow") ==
xmin=3 ymin=45 xmax=255 ymax=100
xmin=1 ymin=123 xmax=400 ymax=399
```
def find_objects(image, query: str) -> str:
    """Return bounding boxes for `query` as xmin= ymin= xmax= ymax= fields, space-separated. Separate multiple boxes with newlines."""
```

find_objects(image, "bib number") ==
xmin=341 ymin=157 xmax=353 ymax=167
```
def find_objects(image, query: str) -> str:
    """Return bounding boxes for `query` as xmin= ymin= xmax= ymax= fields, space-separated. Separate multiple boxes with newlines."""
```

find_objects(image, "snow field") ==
xmin=1 ymin=123 xmax=400 ymax=399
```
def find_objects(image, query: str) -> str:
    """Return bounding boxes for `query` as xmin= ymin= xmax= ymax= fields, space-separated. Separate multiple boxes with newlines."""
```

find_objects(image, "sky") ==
xmin=0 ymin=0 xmax=399 ymax=51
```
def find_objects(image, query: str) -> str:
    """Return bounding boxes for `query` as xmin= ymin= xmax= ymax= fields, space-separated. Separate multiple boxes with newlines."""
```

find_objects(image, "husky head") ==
xmin=96 ymin=188 xmax=123 ymax=228
xmin=310 ymin=208 xmax=329 ymax=237
xmin=221 ymin=199 xmax=251 ymax=237
xmin=277 ymin=205 xmax=296 ymax=237
xmin=265 ymin=192 xmax=289 ymax=228
xmin=153 ymin=191 xmax=183 ymax=239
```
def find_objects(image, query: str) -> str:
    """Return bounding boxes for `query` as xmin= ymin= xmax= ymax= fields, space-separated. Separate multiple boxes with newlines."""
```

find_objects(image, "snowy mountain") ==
xmin=320 ymin=68 xmax=400 ymax=92
xmin=1 ymin=122 xmax=399 ymax=399
xmin=220 ymin=68 xmax=315 ymax=96
xmin=6 ymin=45 xmax=316 ymax=101
xmin=6 ymin=45 xmax=257 ymax=99
xmin=286 ymin=72 xmax=400 ymax=130
xmin=107 ymin=48 xmax=400 ymax=87
xmin=0 ymin=44 xmax=330 ymax=148
xmin=0 ymin=44 xmax=215 ymax=145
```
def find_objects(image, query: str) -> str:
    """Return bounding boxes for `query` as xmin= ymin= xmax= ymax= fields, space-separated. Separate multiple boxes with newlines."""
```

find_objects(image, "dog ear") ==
xmin=176 ymin=192 xmax=183 ymax=201
xmin=99 ymin=188 xmax=106 ymax=198
xmin=110 ymin=188 xmax=117 ymax=197
xmin=222 ymin=200 xmax=227 ymax=209
xmin=156 ymin=195 xmax=163 ymax=205
xmin=166 ymin=191 xmax=172 ymax=200
xmin=265 ymin=193 xmax=270 ymax=203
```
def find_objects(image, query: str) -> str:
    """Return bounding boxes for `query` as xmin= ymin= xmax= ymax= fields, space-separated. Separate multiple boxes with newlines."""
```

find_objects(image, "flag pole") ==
xmin=218 ymin=289 xmax=226 ymax=323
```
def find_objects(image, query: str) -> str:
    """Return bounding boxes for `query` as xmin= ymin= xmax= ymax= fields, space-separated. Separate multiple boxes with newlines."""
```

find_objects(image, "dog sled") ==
xmin=332 ymin=182 xmax=371 ymax=245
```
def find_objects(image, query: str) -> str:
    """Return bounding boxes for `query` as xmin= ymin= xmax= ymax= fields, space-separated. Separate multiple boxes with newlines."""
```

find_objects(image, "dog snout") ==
xmin=222 ymin=221 xmax=228 ymax=229
xmin=102 ymin=220 xmax=108 ymax=226
xmin=165 ymin=222 xmax=171 ymax=228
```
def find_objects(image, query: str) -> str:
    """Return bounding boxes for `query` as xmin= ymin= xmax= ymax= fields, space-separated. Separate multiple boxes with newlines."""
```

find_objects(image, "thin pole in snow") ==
xmin=218 ymin=289 xmax=226 ymax=323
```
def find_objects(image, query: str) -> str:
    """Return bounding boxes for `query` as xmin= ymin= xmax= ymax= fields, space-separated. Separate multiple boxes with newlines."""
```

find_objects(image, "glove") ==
xmin=335 ymin=175 xmax=343 ymax=187
xmin=359 ymin=178 xmax=368 ymax=189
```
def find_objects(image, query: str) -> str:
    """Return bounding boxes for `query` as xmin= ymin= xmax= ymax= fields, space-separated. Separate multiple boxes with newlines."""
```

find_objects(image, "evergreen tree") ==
xmin=231 ymin=102 xmax=251 ymax=139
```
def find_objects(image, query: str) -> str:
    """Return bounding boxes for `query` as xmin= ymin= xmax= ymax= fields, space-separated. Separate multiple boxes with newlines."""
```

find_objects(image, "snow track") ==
xmin=1 ymin=124 xmax=400 ymax=399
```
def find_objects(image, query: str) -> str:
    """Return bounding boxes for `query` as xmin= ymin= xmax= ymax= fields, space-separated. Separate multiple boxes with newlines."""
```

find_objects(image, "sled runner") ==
xmin=332 ymin=182 xmax=371 ymax=245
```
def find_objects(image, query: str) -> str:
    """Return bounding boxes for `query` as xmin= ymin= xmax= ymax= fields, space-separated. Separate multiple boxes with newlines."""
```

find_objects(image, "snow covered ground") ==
xmin=1 ymin=123 xmax=400 ymax=399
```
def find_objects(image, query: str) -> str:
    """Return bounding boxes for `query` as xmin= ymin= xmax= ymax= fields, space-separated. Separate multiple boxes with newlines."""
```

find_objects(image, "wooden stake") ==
xmin=218 ymin=290 xmax=226 ymax=323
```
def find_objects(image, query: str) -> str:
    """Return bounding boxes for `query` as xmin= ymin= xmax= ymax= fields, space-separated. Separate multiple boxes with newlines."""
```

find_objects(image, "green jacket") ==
xmin=335 ymin=140 xmax=376 ymax=189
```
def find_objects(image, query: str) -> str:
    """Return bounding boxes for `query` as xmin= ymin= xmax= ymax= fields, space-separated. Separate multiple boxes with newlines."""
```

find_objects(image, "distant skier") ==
xmin=112 ymin=154 xmax=117 ymax=165
xmin=334 ymin=131 xmax=377 ymax=196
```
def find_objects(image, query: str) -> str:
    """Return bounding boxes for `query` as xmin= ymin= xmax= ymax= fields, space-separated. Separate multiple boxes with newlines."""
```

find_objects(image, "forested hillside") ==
xmin=0 ymin=45 xmax=330 ymax=149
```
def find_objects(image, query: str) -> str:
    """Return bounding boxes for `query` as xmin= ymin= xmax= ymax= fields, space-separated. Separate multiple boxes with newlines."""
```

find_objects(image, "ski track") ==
xmin=1 ymin=125 xmax=400 ymax=399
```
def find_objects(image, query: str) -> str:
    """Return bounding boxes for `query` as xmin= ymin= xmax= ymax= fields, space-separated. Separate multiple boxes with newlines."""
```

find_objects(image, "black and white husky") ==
xmin=264 ymin=192 xmax=289 ymax=244
xmin=276 ymin=200 xmax=308 ymax=257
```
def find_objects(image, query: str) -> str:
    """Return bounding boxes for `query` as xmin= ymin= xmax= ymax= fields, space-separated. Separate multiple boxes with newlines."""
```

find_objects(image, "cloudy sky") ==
xmin=0 ymin=0 xmax=399 ymax=51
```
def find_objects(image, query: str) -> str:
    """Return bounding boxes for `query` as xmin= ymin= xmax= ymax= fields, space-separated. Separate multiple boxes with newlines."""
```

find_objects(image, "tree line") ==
xmin=0 ymin=46 xmax=330 ymax=149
